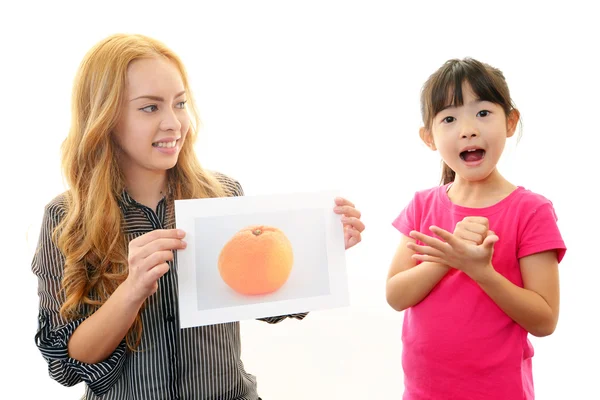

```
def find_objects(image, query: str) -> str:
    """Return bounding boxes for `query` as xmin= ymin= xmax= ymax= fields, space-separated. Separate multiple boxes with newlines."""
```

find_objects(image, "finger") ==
xmin=348 ymin=227 xmax=362 ymax=240
xmin=341 ymin=216 xmax=365 ymax=233
xmin=345 ymin=230 xmax=362 ymax=249
xmin=409 ymin=230 xmax=449 ymax=252
xmin=137 ymin=238 xmax=187 ymax=259
xmin=454 ymin=229 xmax=483 ymax=244
xmin=334 ymin=197 xmax=355 ymax=208
xmin=149 ymin=262 xmax=170 ymax=281
xmin=483 ymin=233 xmax=499 ymax=249
xmin=462 ymin=216 xmax=489 ymax=228
xmin=345 ymin=226 xmax=361 ymax=239
xmin=463 ymin=222 xmax=488 ymax=236
xmin=428 ymin=226 xmax=462 ymax=246
xmin=406 ymin=242 xmax=445 ymax=258
xmin=132 ymin=229 xmax=186 ymax=248
xmin=334 ymin=205 xmax=361 ymax=219
xmin=411 ymin=254 xmax=448 ymax=265
xmin=345 ymin=239 xmax=359 ymax=250
xmin=142 ymin=250 xmax=175 ymax=271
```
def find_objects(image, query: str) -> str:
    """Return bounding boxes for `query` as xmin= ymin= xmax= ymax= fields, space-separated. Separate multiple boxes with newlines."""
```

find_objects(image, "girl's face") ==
xmin=113 ymin=56 xmax=190 ymax=178
xmin=421 ymin=83 xmax=518 ymax=183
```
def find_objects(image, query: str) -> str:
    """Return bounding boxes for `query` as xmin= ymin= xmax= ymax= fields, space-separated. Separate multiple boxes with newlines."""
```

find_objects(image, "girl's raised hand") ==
xmin=453 ymin=216 xmax=490 ymax=245
xmin=407 ymin=225 xmax=499 ymax=282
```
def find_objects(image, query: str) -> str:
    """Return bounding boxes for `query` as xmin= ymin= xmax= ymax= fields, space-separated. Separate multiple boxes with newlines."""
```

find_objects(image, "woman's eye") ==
xmin=140 ymin=105 xmax=158 ymax=113
xmin=477 ymin=110 xmax=491 ymax=117
xmin=442 ymin=116 xmax=455 ymax=124
xmin=176 ymin=100 xmax=187 ymax=109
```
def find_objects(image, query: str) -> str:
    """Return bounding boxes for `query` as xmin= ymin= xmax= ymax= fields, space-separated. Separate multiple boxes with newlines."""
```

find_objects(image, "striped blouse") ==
xmin=32 ymin=173 xmax=307 ymax=400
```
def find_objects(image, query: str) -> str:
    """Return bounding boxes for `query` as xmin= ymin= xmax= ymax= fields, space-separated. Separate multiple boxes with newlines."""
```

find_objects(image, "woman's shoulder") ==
xmin=43 ymin=191 xmax=72 ymax=219
xmin=208 ymin=170 xmax=244 ymax=197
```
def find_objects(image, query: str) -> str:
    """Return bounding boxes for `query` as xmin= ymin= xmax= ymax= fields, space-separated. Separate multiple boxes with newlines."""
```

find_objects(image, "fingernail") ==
xmin=177 ymin=229 xmax=186 ymax=237
xmin=334 ymin=206 xmax=343 ymax=212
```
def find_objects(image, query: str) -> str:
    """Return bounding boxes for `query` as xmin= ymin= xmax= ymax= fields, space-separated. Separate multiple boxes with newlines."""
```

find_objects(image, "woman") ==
xmin=32 ymin=33 xmax=365 ymax=400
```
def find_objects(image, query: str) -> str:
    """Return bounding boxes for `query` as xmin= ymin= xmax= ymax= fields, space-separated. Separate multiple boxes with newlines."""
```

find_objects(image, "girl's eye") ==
xmin=140 ymin=105 xmax=158 ymax=113
xmin=477 ymin=110 xmax=491 ymax=117
xmin=176 ymin=100 xmax=187 ymax=109
xmin=442 ymin=116 xmax=455 ymax=124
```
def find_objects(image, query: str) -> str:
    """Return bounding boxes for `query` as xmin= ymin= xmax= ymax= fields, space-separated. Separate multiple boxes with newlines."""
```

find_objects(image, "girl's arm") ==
xmin=386 ymin=234 xmax=450 ymax=312
xmin=408 ymin=226 xmax=561 ymax=337
xmin=474 ymin=250 xmax=560 ymax=337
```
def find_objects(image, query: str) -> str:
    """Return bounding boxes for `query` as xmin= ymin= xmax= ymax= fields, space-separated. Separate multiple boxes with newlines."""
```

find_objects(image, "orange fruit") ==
xmin=218 ymin=225 xmax=294 ymax=295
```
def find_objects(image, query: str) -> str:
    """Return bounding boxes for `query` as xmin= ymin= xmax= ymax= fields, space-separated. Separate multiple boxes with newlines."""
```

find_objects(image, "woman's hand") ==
xmin=123 ymin=229 xmax=187 ymax=303
xmin=333 ymin=197 xmax=365 ymax=250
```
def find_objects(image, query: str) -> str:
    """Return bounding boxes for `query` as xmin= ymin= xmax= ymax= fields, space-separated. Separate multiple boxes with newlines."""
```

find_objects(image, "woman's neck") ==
xmin=448 ymin=169 xmax=517 ymax=208
xmin=123 ymin=168 xmax=168 ymax=211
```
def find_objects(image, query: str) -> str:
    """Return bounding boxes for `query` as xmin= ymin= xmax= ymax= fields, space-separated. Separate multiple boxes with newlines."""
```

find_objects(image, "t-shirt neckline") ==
xmin=438 ymin=183 xmax=525 ymax=216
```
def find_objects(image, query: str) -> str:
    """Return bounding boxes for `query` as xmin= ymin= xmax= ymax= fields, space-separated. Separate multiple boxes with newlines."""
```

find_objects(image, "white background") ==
xmin=1 ymin=1 xmax=598 ymax=399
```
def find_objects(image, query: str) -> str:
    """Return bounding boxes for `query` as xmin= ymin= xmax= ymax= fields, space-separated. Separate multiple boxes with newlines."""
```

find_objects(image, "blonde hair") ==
xmin=56 ymin=33 xmax=226 ymax=350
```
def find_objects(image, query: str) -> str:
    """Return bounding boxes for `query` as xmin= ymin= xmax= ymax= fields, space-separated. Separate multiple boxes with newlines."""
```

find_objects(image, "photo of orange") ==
xmin=218 ymin=225 xmax=294 ymax=295
xmin=193 ymin=209 xmax=330 ymax=312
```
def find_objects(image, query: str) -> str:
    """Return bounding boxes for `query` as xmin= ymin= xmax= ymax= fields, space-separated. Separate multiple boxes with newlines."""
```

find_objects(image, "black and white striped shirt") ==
xmin=32 ymin=173 xmax=307 ymax=400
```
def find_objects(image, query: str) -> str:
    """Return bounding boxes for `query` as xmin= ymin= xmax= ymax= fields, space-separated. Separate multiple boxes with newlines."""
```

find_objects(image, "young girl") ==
xmin=386 ymin=58 xmax=566 ymax=400
xmin=32 ymin=33 xmax=365 ymax=400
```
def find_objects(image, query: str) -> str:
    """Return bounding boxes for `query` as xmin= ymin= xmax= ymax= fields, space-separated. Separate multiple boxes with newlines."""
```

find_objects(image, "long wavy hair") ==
xmin=55 ymin=33 xmax=226 ymax=350
xmin=420 ymin=58 xmax=519 ymax=185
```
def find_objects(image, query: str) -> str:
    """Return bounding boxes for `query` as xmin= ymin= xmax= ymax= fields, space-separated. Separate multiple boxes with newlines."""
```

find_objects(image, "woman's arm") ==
xmin=67 ymin=282 xmax=144 ymax=363
xmin=33 ymin=198 xmax=128 ymax=396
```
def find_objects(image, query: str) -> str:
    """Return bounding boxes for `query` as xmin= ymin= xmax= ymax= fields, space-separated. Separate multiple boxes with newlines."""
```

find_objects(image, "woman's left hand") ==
xmin=333 ymin=197 xmax=365 ymax=250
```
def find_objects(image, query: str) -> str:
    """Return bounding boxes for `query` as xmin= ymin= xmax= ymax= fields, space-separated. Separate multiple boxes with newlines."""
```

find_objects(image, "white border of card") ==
xmin=174 ymin=190 xmax=349 ymax=328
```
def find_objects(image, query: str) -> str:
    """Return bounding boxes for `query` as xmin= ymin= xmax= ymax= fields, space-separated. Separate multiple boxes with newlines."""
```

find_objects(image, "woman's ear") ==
xmin=506 ymin=109 xmax=520 ymax=138
xmin=419 ymin=127 xmax=436 ymax=150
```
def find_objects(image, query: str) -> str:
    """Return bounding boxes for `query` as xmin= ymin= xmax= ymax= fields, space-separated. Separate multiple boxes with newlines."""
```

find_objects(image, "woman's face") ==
xmin=113 ymin=56 xmax=190 ymax=178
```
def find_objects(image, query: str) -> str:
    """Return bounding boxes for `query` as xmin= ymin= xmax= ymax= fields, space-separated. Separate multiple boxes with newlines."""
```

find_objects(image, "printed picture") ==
xmin=175 ymin=191 xmax=348 ymax=328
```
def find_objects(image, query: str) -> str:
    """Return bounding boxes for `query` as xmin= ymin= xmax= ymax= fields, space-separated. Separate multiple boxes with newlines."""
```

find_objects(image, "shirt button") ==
xmin=166 ymin=314 xmax=174 ymax=322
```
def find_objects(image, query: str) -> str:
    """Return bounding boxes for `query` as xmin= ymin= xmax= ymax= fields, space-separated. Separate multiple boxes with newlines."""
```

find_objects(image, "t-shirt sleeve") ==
xmin=392 ymin=193 xmax=419 ymax=237
xmin=518 ymin=202 xmax=567 ymax=263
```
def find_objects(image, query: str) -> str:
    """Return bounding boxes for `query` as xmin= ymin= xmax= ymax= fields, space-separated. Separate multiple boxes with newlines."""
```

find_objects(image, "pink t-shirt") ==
xmin=392 ymin=185 xmax=566 ymax=400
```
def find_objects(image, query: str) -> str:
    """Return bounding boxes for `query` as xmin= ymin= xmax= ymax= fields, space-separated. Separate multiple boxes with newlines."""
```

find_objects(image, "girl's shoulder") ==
xmin=410 ymin=184 xmax=446 ymax=205
xmin=511 ymin=186 xmax=556 ymax=211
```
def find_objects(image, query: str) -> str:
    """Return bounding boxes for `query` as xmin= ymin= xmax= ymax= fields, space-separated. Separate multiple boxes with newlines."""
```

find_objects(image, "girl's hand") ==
xmin=333 ymin=197 xmax=365 ymax=250
xmin=453 ymin=216 xmax=490 ymax=245
xmin=123 ymin=229 xmax=187 ymax=304
xmin=406 ymin=225 xmax=499 ymax=282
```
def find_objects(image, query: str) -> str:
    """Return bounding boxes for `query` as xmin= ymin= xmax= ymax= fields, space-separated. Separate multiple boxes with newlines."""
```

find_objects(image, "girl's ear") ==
xmin=419 ymin=127 xmax=436 ymax=150
xmin=506 ymin=109 xmax=520 ymax=138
